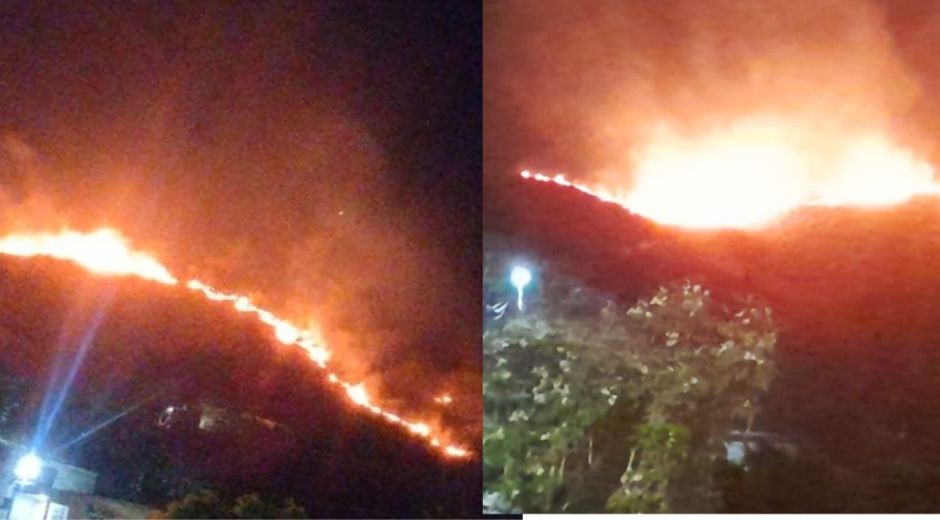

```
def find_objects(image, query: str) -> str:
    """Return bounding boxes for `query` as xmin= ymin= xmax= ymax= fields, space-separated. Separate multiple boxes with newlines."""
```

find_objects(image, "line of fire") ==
xmin=0 ymin=1 xmax=481 ymax=518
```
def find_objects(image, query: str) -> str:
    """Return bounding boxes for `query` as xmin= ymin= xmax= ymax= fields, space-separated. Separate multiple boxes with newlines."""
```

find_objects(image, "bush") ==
xmin=483 ymin=265 xmax=776 ymax=513
xmin=162 ymin=490 xmax=306 ymax=519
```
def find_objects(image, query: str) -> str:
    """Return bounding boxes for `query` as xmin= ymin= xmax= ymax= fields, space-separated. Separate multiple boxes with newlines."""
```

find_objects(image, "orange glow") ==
xmin=407 ymin=422 xmax=432 ymax=437
xmin=0 ymin=229 xmax=470 ymax=459
xmin=0 ymin=228 xmax=178 ymax=284
xmin=186 ymin=280 xmax=332 ymax=368
xmin=522 ymin=121 xmax=940 ymax=229
xmin=444 ymin=445 xmax=469 ymax=457
xmin=344 ymin=382 xmax=371 ymax=407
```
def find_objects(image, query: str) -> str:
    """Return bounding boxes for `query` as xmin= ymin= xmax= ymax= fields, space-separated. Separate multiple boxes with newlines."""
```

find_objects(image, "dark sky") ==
xmin=0 ymin=1 xmax=480 ymax=434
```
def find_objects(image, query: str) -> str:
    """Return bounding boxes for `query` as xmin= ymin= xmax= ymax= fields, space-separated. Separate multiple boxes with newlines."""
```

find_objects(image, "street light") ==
xmin=6 ymin=452 xmax=44 ymax=520
xmin=13 ymin=453 xmax=41 ymax=484
xmin=510 ymin=266 xmax=533 ymax=311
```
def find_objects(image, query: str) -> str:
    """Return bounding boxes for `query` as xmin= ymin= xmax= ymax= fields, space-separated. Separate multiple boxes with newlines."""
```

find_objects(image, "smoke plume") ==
xmin=484 ymin=0 xmax=937 ymax=189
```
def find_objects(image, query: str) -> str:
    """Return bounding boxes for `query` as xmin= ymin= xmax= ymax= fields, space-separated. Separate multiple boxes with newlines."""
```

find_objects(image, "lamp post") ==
xmin=510 ymin=266 xmax=533 ymax=312
xmin=6 ymin=452 xmax=43 ymax=520
xmin=13 ymin=453 xmax=41 ymax=483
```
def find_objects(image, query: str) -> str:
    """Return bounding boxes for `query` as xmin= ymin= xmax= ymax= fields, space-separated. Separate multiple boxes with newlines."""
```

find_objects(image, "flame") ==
xmin=344 ymin=382 xmax=371 ymax=407
xmin=0 ymin=229 xmax=178 ymax=284
xmin=444 ymin=445 xmax=468 ymax=457
xmin=0 ymin=228 xmax=470 ymax=459
xmin=522 ymin=121 xmax=940 ymax=229
xmin=186 ymin=280 xmax=332 ymax=368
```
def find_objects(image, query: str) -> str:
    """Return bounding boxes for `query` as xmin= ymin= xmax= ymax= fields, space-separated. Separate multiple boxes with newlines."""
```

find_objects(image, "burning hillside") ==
xmin=484 ymin=0 xmax=940 ymax=512
xmin=509 ymin=169 xmax=940 ymax=334
xmin=487 ymin=172 xmax=940 ymax=466
xmin=519 ymin=124 xmax=939 ymax=229
xmin=0 ymin=228 xmax=469 ymax=459
xmin=0 ymin=0 xmax=481 ymax=485
xmin=0 ymin=251 xmax=476 ymax=515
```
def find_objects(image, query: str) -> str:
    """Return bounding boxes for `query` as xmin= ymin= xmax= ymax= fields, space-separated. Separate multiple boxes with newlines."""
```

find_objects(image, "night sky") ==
xmin=0 ymin=0 xmax=481 ymax=429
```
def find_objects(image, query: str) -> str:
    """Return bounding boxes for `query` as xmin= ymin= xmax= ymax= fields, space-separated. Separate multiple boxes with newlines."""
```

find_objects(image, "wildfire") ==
xmin=0 ymin=229 xmax=178 ymax=284
xmin=186 ymin=280 xmax=331 ymax=367
xmin=522 ymin=122 xmax=940 ymax=229
xmin=0 ymin=228 xmax=470 ymax=459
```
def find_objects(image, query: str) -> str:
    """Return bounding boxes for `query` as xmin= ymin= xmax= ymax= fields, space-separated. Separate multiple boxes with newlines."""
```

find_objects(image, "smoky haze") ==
xmin=484 ymin=0 xmax=940 ymax=188
xmin=0 ymin=1 xmax=480 ymax=436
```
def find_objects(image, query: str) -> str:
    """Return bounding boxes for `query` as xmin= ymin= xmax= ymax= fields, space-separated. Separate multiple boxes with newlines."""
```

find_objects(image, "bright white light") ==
xmin=14 ymin=452 xmax=42 ymax=482
xmin=510 ymin=266 xmax=532 ymax=290
xmin=510 ymin=266 xmax=533 ymax=311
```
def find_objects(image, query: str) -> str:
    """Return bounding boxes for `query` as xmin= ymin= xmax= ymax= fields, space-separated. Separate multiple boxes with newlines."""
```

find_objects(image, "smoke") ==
xmin=0 ymin=132 xmax=68 ymax=233
xmin=484 ymin=0 xmax=935 ymax=187
xmin=0 ymin=1 xmax=478 ymax=439
xmin=0 ymin=133 xmax=36 ymax=206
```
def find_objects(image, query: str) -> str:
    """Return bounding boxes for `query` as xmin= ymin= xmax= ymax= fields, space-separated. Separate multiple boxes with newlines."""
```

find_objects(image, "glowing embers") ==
xmin=521 ymin=122 xmax=940 ymax=229
xmin=185 ymin=280 xmax=331 ymax=368
xmin=0 ymin=228 xmax=177 ymax=284
xmin=0 ymin=229 xmax=470 ymax=459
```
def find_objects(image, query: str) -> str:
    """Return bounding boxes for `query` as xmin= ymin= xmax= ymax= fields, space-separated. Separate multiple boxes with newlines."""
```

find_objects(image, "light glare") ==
xmin=510 ymin=266 xmax=532 ymax=311
xmin=14 ymin=452 xmax=42 ymax=482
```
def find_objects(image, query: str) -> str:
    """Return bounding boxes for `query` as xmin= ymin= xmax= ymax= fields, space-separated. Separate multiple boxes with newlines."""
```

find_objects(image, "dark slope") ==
xmin=0 ymin=256 xmax=478 ymax=517
xmin=484 ymin=174 xmax=699 ymax=299
xmin=486 ymin=175 xmax=940 ymax=467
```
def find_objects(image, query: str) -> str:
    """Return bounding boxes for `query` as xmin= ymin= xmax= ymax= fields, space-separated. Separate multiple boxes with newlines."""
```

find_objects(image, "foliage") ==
xmin=162 ymin=490 xmax=306 ymax=519
xmin=606 ymin=422 xmax=690 ymax=513
xmin=483 ymin=265 xmax=776 ymax=514
xmin=163 ymin=489 xmax=229 ymax=519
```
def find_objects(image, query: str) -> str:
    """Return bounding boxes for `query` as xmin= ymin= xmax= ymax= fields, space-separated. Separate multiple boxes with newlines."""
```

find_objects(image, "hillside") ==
xmin=486 ymin=175 xmax=940 ymax=467
xmin=0 ymin=255 xmax=479 ymax=517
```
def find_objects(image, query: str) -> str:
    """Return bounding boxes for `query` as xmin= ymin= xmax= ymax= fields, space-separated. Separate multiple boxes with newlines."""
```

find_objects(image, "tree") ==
xmin=162 ymin=489 xmax=229 ymax=519
xmin=483 ymin=265 xmax=776 ymax=513
xmin=161 ymin=490 xmax=307 ymax=519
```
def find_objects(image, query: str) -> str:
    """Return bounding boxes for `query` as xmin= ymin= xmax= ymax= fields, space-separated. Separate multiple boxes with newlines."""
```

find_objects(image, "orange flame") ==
xmin=523 ymin=122 xmax=940 ymax=229
xmin=0 ymin=229 xmax=178 ymax=284
xmin=0 ymin=228 xmax=470 ymax=459
xmin=186 ymin=280 xmax=332 ymax=368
